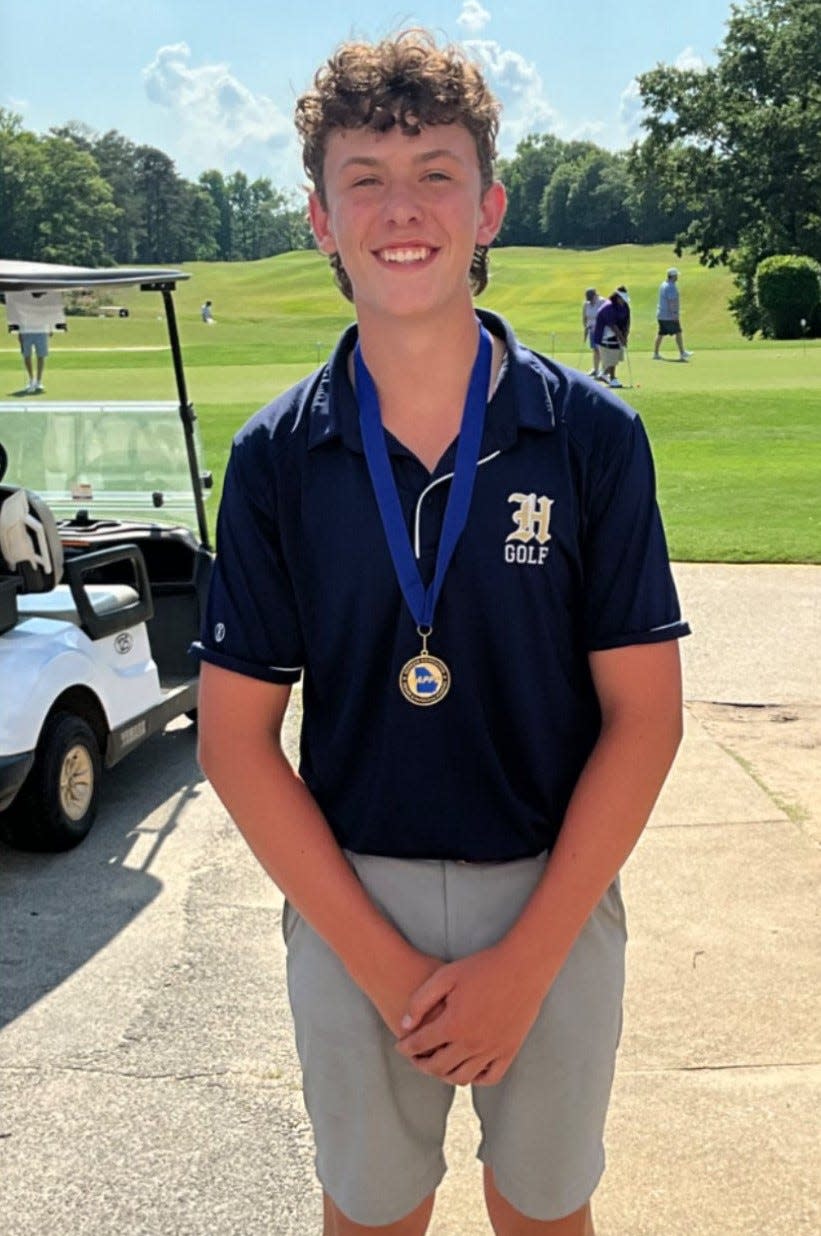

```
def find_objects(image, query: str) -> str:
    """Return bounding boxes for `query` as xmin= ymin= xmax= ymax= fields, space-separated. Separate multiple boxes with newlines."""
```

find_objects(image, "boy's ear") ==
xmin=476 ymin=180 xmax=507 ymax=248
xmin=308 ymin=191 xmax=336 ymax=255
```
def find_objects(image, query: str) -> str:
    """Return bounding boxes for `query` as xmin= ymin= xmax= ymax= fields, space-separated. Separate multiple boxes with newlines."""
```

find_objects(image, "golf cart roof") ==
xmin=0 ymin=260 xmax=189 ymax=293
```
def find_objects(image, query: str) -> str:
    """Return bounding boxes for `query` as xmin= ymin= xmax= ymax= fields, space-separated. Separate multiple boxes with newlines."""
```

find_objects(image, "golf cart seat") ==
xmin=0 ymin=485 xmax=152 ymax=638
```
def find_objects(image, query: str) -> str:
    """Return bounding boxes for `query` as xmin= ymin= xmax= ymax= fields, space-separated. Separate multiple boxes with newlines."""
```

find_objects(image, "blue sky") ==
xmin=2 ymin=0 xmax=733 ymax=193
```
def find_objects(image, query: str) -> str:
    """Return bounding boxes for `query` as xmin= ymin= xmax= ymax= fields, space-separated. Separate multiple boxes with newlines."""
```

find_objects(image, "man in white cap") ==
xmin=653 ymin=268 xmax=692 ymax=361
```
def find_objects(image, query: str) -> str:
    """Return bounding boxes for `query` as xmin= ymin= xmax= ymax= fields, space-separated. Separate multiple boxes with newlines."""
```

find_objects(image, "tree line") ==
xmin=0 ymin=114 xmax=312 ymax=267
xmin=0 ymin=110 xmax=689 ymax=267
xmin=1 ymin=1 xmax=818 ymax=336
xmin=496 ymin=135 xmax=692 ymax=249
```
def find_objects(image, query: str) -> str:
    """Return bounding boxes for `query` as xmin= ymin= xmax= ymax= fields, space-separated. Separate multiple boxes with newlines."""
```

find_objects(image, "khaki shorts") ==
xmin=598 ymin=342 xmax=624 ymax=367
xmin=283 ymin=850 xmax=627 ymax=1226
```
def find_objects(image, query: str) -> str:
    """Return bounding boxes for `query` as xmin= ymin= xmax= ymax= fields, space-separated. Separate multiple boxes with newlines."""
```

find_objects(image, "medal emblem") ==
xmin=399 ymin=654 xmax=451 ymax=706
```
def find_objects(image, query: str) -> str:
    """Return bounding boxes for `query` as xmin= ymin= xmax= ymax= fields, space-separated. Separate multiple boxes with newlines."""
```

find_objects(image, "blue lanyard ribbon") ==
xmin=355 ymin=323 xmax=492 ymax=631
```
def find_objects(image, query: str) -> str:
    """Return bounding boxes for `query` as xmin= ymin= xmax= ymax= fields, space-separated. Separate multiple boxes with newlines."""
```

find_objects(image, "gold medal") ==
xmin=399 ymin=627 xmax=451 ymax=707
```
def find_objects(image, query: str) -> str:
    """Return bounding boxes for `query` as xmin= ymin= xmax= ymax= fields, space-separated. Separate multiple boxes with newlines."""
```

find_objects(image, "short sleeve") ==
xmin=582 ymin=415 xmax=689 ymax=650
xmin=192 ymin=437 xmax=304 ymax=683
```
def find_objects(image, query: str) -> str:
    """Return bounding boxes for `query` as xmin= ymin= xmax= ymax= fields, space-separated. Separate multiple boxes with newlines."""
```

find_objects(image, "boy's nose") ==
xmin=383 ymin=184 xmax=423 ymax=225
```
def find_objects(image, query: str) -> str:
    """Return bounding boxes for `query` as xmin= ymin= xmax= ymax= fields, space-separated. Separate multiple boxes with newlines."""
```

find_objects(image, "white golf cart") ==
xmin=0 ymin=261 xmax=212 ymax=850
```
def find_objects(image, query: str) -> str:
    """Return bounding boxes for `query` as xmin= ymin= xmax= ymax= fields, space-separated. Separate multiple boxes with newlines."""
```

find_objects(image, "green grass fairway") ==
xmin=2 ymin=244 xmax=819 ymax=562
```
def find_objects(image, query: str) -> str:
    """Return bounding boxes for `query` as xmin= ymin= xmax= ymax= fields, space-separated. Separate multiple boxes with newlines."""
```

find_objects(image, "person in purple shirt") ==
xmin=592 ymin=287 xmax=631 ymax=388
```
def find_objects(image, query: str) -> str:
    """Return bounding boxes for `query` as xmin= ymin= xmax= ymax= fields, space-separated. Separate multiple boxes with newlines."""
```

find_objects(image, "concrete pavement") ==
xmin=0 ymin=564 xmax=819 ymax=1235
xmin=431 ymin=563 xmax=821 ymax=1235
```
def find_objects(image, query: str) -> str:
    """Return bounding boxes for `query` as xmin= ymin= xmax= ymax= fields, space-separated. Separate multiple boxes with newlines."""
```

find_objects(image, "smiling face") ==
xmin=308 ymin=122 xmax=506 ymax=331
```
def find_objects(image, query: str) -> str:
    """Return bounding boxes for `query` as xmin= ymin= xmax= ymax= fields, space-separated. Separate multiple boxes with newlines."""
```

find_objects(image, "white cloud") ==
xmin=142 ymin=43 xmax=295 ymax=178
xmin=610 ymin=48 xmax=707 ymax=149
xmin=674 ymin=46 xmax=708 ymax=72
xmin=602 ymin=47 xmax=708 ymax=152
xmin=457 ymin=1 xmax=491 ymax=34
xmin=566 ymin=119 xmax=608 ymax=145
xmin=464 ymin=40 xmax=559 ymax=152
xmin=618 ymin=77 xmax=644 ymax=143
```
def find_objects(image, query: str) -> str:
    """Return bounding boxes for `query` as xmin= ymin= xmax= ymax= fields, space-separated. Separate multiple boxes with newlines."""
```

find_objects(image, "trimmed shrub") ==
xmin=755 ymin=255 xmax=821 ymax=339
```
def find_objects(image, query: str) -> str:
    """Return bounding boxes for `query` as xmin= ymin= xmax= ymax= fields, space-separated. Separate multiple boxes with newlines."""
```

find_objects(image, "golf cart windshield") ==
xmin=0 ymin=402 xmax=208 ymax=531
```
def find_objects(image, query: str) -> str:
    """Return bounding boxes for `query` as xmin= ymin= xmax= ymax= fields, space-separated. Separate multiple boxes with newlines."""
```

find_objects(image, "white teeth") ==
xmin=380 ymin=247 xmax=430 ymax=263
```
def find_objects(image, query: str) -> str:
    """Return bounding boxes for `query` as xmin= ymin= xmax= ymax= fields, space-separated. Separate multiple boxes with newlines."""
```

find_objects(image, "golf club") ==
xmin=624 ymin=345 xmax=634 ymax=388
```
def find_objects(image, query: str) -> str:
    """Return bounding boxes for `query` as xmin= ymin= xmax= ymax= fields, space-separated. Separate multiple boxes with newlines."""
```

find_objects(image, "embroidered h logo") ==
xmin=506 ymin=493 xmax=553 ymax=545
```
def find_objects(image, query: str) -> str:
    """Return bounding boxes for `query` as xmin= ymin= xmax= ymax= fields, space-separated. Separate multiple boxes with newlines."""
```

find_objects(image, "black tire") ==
xmin=0 ymin=712 xmax=102 ymax=851
xmin=118 ymin=307 xmax=129 ymax=318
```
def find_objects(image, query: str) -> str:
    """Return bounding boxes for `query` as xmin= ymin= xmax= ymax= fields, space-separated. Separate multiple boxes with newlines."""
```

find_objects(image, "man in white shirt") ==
xmin=5 ymin=289 xmax=64 ymax=394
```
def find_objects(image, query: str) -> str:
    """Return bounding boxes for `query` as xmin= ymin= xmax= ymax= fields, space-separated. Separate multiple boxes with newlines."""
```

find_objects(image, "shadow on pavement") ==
xmin=0 ymin=721 xmax=204 ymax=1030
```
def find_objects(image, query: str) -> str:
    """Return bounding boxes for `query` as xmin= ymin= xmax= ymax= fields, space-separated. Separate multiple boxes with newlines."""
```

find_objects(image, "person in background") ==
xmin=582 ymin=287 xmax=606 ymax=377
xmin=4 ymin=288 xmax=65 ymax=395
xmin=200 ymin=299 xmax=215 ymax=325
xmin=592 ymin=286 xmax=631 ymax=388
xmin=653 ymin=268 xmax=692 ymax=361
xmin=195 ymin=31 xmax=687 ymax=1236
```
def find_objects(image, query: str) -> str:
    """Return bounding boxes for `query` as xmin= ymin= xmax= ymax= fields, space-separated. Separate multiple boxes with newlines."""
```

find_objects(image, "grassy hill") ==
xmin=1 ymin=245 xmax=819 ymax=562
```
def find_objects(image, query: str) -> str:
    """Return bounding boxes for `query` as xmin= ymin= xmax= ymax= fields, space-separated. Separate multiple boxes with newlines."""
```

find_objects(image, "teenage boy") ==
xmin=196 ymin=30 xmax=688 ymax=1236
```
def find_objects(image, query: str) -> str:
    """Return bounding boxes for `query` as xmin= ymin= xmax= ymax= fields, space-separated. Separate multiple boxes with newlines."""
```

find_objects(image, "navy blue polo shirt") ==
xmin=195 ymin=310 xmax=689 ymax=862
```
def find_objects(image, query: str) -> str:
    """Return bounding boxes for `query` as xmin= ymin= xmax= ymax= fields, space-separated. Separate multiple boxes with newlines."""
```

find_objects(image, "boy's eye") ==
xmin=424 ymin=171 xmax=451 ymax=182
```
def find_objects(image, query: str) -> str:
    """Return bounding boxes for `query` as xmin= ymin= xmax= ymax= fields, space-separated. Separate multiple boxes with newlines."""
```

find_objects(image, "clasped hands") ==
xmin=390 ymin=944 xmax=549 ymax=1088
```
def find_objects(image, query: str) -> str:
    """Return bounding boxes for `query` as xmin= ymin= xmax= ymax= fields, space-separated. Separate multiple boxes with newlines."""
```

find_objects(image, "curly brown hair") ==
xmin=295 ymin=30 xmax=501 ymax=300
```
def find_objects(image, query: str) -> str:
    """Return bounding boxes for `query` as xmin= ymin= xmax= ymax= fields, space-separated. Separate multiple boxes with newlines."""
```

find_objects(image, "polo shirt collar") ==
xmin=305 ymin=309 xmax=556 ymax=454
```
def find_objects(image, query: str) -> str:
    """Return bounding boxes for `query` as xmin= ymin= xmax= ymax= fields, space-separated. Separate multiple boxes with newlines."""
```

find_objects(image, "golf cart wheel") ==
xmin=2 ymin=713 xmax=102 ymax=851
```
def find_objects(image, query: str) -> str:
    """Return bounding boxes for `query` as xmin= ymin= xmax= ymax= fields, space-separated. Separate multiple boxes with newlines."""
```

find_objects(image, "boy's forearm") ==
xmin=500 ymin=702 xmax=682 ymax=988
xmin=201 ymin=734 xmax=437 ymax=1023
